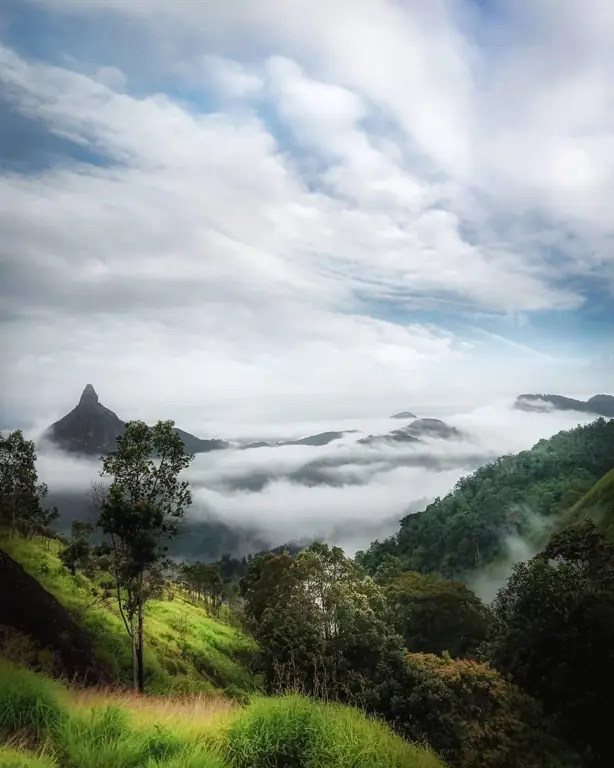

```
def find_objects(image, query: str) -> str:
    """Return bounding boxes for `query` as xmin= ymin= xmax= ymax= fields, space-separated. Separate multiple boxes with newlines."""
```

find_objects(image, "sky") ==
xmin=1 ymin=0 xmax=614 ymax=430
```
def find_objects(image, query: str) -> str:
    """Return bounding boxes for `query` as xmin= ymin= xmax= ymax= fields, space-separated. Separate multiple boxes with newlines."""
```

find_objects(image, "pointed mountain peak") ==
xmin=79 ymin=384 xmax=99 ymax=406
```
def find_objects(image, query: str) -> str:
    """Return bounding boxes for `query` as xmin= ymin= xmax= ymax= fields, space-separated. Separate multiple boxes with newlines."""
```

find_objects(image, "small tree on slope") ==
xmin=95 ymin=420 xmax=193 ymax=692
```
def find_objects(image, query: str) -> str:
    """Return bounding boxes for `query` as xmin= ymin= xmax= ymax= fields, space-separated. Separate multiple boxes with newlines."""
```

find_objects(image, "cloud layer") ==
xmin=1 ymin=0 xmax=614 ymax=426
xmin=35 ymin=403 xmax=597 ymax=558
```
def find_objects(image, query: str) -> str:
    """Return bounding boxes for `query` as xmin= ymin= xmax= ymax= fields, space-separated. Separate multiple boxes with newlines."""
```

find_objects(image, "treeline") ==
xmin=241 ymin=521 xmax=614 ymax=768
xmin=357 ymin=417 xmax=614 ymax=577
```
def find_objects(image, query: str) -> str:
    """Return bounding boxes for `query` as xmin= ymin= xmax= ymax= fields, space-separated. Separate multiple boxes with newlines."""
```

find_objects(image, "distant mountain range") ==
xmin=515 ymin=393 xmax=614 ymax=418
xmin=44 ymin=385 xmax=230 ymax=456
xmin=42 ymin=386 xmax=465 ymax=458
xmin=242 ymin=431 xmax=358 ymax=450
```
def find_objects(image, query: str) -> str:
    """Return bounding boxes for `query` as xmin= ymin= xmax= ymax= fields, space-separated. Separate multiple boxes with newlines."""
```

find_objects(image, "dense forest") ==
xmin=1 ymin=418 xmax=614 ymax=767
xmin=357 ymin=418 xmax=614 ymax=577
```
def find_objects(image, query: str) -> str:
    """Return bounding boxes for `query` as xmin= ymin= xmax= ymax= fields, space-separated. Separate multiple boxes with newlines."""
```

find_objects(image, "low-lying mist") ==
xmin=32 ymin=401 xmax=596 ymax=562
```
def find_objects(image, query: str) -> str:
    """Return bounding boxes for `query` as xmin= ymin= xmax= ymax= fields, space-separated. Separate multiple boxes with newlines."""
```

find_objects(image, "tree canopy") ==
xmin=485 ymin=519 xmax=614 ymax=767
xmin=358 ymin=418 xmax=614 ymax=577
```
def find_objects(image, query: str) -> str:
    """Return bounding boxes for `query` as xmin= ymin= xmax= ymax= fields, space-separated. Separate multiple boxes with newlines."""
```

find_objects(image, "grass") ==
xmin=0 ymin=536 xmax=259 ymax=695
xmin=0 ymin=661 xmax=445 ymax=768
xmin=562 ymin=467 xmax=614 ymax=538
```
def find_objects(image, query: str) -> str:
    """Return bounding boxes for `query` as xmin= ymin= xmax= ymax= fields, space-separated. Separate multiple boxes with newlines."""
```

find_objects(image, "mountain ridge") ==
xmin=515 ymin=393 xmax=614 ymax=417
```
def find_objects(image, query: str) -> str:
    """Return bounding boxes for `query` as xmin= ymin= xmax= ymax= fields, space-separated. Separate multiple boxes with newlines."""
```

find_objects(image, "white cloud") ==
xmin=2 ymin=0 xmax=614 ymax=425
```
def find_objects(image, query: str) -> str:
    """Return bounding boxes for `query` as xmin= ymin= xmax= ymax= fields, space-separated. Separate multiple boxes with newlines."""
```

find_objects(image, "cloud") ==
xmin=1 ymin=0 xmax=614 ymax=426
xmin=34 ymin=402 xmax=598 ymax=559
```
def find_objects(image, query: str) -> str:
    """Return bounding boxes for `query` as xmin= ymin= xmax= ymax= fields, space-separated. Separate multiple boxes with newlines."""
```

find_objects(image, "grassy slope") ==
xmin=0 ymin=536 xmax=258 ymax=696
xmin=563 ymin=467 xmax=614 ymax=538
xmin=0 ymin=661 xmax=445 ymax=768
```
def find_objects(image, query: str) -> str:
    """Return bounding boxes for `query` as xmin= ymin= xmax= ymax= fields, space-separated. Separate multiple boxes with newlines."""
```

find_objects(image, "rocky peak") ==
xmin=79 ymin=384 xmax=99 ymax=407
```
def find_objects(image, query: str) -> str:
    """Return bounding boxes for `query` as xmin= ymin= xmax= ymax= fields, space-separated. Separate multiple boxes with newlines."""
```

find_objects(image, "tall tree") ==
xmin=486 ymin=519 xmax=614 ymax=767
xmin=94 ymin=420 xmax=193 ymax=692
xmin=384 ymin=571 xmax=492 ymax=658
xmin=0 ymin=430 xmax=55 ymax=537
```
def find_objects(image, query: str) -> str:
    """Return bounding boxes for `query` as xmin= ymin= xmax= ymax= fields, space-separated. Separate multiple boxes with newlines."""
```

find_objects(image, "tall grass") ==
xmin=0 ymin=662 xmax=65 ymax=744
xmin=0 ymin=663 xmax=445 ymax=767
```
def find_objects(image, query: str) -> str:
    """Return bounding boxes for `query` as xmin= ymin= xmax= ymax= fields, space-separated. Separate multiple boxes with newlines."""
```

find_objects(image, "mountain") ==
xmin=403 ymin=418 xmax=462 ymax=439
xmin=515 ymin=393 xmax=614 ymax=417
xmin=242 ymin=430 xmax=356 ymax=450
xmin=357 ymin=417 xmax=614 ymax=578
xmin=285 ymin=430 xmax=357 ymax=446
xmin=44 ymin=384 xmax=124 ymax=455
xmin=390 ymin=411 xmax=417 ymax=420
xmin=44 ymin=385 xmax=230 ymax=456
xmin=358 ymin=418 xmax=460 ymax=445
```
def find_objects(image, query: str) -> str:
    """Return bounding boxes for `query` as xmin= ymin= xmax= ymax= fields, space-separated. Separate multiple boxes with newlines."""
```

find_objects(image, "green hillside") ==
xmin=358 ymin=417 xmax=614 ymax=577
xmin=0 ymin=661 xmax=444 ymax=768
xmin=0 ymin=536 xmax=258 ymax=697
xmin=563 ymin=467 xmax=614 ymax=538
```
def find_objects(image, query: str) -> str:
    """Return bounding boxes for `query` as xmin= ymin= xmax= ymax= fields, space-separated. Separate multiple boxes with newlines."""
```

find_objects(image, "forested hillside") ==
xmin=357 ymin=417 xmax=614 ymax=577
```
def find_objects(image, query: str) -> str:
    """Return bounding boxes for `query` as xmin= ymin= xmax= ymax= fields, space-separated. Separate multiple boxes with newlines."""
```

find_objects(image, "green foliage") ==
xmin=63 ymin=420 xmax=195 ymax=692
xmin=486 ymin=519 xmax=614 ymax=767
xmin=0 ymin=661 xmax=65 ymax=743
xmin=0 ymin=536 xmax=259 ymax=695
xmin=0 ymin=662 xmax=440 ymax=768
xmin=241 ymin=543 xmax=401 ymax=699
xmin=384 ymin=572 xmax=492 ymax=658
xmin=0 ymin=746 xmax=58 ymax=768
xmin=405 ymin=654 xmax=577 ymax=768
xmin=226 ymin=694 xmax=444 ymax=768
xmin=358 ymin=418 xmax=614 ymax=577
xmin=563 ymin=467 xmax=614 ymax=538
xmin=0 ymin=431 xmax=58 ymax=539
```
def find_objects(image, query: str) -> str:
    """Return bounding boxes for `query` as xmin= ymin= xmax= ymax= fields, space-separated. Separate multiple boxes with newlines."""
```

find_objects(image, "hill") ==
xmin=357 ymin=417 xmax=614 ymax=578
xmin=0 ymin=536 xmax=258 ymax=697
xmin=359 ymin=418 xmax=461 ymax=446
xmin=44 ymin=385 xmax=229 ymax=457
xmin=563 ymin=467 xmax=614 ymax=538
xmin=515 ymin=392 xmax=614 ymax=417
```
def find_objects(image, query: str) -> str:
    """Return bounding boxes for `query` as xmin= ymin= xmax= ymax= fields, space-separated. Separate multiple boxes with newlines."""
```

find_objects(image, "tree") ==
xmin=180 ymin=561 xmax=224 ymax=614
xmin=403 ymin=653 xmax=578 ymax=768
xmin=87 ymin=420 xmax=193 ymax=692
xmin=486 ymin=519 xmax=614 ymax=767
xmin=0 ymin=430 xmax=55 ymax=537
xmin=384 ymin=571 xmax=492 ymax=658
xmin=241 ymin=542 xmax=399 ymax=699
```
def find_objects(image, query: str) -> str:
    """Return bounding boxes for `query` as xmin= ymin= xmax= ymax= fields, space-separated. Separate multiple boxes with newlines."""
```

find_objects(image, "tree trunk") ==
xmin=137 ymin=599 xmax=145 ymax=693
xmin=131 ymin=619 xmax=138 ymax=691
